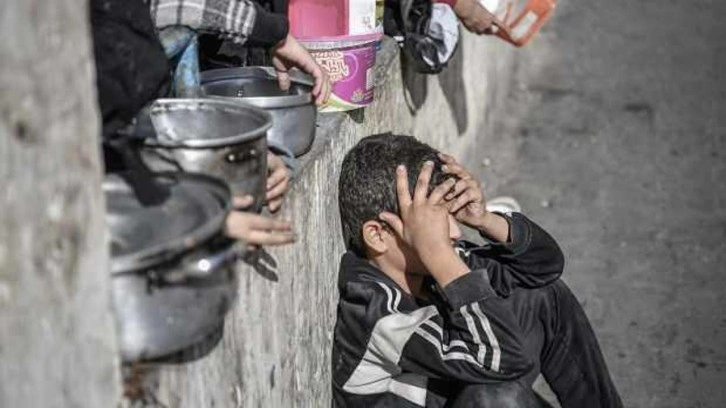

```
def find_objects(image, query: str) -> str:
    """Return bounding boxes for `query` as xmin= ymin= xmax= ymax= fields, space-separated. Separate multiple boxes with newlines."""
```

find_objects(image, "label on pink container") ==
xmin=307 ymin=42 xmax=377 ymax=112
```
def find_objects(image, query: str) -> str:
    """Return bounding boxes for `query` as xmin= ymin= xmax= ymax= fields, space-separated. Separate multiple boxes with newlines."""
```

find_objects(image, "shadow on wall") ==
xmin=400 ymin=45 xmax=469 ymax=135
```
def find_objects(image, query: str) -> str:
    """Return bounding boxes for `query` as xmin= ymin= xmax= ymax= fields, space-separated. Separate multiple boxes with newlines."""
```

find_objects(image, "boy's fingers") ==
xmin=413 ymin=161 xmax=434 ymax=204
xmin=449 ymin=190 xmax=475 ymax=214
xmin=395 ymin=165 xmax=413 ymax=210
xmin=379 ymin=211 xmax=404 ymax=237
xmin=429 ymin=178 xmax=456 ymax=204
xmin=441 ymin=162 xmax=472 ymax=180
xmin=446 ymin=179 xmax=475 ymax=200
xmin=438 ymin=152 xmax=456 ymax=164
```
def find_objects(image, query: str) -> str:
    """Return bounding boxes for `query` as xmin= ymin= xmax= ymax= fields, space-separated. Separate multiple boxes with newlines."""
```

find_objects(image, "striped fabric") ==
xmin=150 ymin=0 xmax=257 ymax=43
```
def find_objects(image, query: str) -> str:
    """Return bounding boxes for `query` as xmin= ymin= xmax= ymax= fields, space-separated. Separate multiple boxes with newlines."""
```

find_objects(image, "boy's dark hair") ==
xmin=338 ymin=133 xmax=454 ymax=257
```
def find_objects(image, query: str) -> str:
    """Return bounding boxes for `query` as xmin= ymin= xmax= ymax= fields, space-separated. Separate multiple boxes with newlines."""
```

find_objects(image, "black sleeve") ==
xmin=462 ymin=212 xmax=565 ymax=297
xmin=339 ymin=274 xmax=534 ymax=394
xmin=247 ymin=4 xmax=290 ymax=47
xmin=397 ymin=271 xmax=535 ymax=383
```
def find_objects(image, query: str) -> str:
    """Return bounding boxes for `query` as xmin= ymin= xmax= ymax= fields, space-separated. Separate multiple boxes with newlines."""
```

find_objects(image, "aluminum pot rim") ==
xmin=200 ymin=66 xmax=315 ymax=109
xmin=142 ymin=98 xmax=272 ymax=149
xmin=107 ymin=172 xmax=232 ymax=275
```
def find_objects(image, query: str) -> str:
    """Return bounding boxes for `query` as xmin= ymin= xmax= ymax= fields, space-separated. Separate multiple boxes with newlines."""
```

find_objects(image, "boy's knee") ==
xmin=448 ymin=382 xmax=548 ymax=408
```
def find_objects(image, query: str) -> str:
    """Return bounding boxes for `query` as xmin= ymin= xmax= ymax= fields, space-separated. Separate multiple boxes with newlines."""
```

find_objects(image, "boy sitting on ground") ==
xmin=332 ymin=133 xmax=623 ymax=407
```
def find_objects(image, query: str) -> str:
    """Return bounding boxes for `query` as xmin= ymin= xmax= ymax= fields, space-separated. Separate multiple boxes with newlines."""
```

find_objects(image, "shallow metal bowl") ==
xmin=201 ymin=66 xmax=317 ymax=156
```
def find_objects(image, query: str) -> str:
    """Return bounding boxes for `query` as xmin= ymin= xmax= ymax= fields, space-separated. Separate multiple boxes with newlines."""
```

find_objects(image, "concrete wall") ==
xmin=150 ymin=35 xmax=518 ymax=407
xmin=0 ymin=0 xmax=120 ymax=407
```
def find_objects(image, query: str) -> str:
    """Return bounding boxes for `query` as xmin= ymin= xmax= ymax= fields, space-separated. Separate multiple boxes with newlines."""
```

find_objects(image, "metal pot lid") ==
xmin=105 ymin=172 xmax=231 ymax=275
xmin=200 ymin=66 xmax=314 ymax=109
xmin=139 ymin=98 xmax=272 ymax=149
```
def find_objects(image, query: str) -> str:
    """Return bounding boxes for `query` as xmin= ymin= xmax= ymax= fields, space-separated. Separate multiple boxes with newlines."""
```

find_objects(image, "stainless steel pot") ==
xmin=106 ymin=172 xmax=238 ymax=362
xmin=139 ymin=98 xmax=272 ymax=211
xmin=201 ymin=67 xmax=317 ymax=157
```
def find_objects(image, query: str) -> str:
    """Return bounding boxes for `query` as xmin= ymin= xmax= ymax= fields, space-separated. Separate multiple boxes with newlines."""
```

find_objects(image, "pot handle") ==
xmin=181 ymin=245 xmax=240 ymax=279
xmin=225 ymin=148 xmax=258 ymax=164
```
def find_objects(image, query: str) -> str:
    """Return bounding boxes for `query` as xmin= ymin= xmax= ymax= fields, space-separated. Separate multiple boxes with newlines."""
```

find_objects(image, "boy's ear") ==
xmin=362 ymin=220 xmax=387 ymax=254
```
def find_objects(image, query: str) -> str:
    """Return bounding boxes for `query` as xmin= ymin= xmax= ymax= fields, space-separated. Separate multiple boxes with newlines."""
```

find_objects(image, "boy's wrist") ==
xmin=473 ymin=211 xmax=511 ymax=243
xmin=419 ymin=246 xmax=470 ymax=288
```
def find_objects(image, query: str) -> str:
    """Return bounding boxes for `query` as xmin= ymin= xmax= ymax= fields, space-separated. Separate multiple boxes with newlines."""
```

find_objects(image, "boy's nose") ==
xmin=448 ymin=214 xmax=462 ymax=241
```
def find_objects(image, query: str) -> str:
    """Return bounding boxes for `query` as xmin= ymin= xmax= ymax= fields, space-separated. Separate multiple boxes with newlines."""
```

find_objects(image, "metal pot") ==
xmin=106 ymin=172 xmax=238 ymax=362
xmin=139 ymin=98 xmax=272 ymax=211
xmin=201 ymin=66 xmax=317 ymax=157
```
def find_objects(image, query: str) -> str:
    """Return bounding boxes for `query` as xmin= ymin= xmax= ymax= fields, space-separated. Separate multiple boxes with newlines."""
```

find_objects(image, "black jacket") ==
xmin=331 ymin=212 xmax=565 ymax=407
xmin=90 ymin=0 xmax=171 ymax=139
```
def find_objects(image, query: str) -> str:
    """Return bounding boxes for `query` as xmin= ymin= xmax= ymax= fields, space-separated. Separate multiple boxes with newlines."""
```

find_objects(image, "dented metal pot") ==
xmin=201 ymin=66 xmax=317 ymax=156
xmin=138 ymin=98 xmax=272 ymax=211
xmin=105 ymin=172 xmax=238 ymax=362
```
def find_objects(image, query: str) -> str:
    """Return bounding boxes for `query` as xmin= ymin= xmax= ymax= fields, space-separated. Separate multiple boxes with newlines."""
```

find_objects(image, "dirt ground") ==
xmin=469 ymin=0 xmax=726 ymax=406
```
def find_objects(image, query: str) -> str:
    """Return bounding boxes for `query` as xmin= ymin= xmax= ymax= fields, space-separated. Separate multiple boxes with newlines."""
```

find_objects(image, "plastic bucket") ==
xmin=288 ymin=0 xmax=384 ymax=39
xmin=301 ymin=37 xmax=380 ymax=112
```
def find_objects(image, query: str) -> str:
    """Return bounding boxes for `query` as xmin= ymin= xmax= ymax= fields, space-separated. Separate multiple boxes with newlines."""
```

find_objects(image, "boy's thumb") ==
xmin=379 ymin=212 xmax=404 ymax=236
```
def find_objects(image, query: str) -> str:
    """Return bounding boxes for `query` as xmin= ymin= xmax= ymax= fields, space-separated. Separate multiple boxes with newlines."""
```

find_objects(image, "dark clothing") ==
xmin=91 ymin=0 xmax=171 ymax=139
xmin=331 ymin=213 xmax=622 ymax=407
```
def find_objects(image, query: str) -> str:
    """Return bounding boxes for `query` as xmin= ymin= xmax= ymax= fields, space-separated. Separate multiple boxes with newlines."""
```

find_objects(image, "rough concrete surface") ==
xmin=0 ymin=0 xmax=120 ymax=407
xmin=474 ymin=0 xmax=726 ymax=406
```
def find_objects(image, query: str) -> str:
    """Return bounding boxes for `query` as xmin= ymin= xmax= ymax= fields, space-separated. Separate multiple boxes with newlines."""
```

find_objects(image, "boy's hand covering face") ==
xmin=439 ymin=153 xmax=489 ymax=229
xmin=379 ymin=162 xmax=457 ymax=255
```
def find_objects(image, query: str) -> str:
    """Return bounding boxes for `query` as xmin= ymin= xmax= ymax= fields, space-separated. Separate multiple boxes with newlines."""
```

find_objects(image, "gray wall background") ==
xmin=0 ymin=0 xmax=120 ymax=407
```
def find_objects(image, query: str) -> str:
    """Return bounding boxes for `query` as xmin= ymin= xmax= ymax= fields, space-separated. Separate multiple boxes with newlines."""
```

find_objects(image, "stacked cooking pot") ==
xmin=107 ymin=68 xmax=317 ymax=363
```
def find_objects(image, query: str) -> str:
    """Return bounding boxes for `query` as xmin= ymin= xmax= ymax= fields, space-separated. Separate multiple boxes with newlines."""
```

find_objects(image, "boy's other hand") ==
xmin=266 ymin=152 xmax=290 ymax=213
xmin=440 ymin=153 xmax=510 ymax=243
xmin=439 ymin=153 xmax=488 ymax=227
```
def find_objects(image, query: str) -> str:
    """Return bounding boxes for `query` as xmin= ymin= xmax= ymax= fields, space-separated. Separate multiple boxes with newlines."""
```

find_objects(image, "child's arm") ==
xmin=365 ymin=163 xmax=532 ymax=385
xmin=340 ymin=271 xmax=534 ymax=392
xmin=439 ymin=153 xmax=565 ymax=294
xmin=463 ymin=212 xmax=565 ymax=295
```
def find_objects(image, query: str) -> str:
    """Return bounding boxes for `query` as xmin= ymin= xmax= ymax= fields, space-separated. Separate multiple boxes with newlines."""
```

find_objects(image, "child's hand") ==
xmin=440 ymin=153 xmax=510 ymax=243
xmin=439 ymin=153 xmax=489 ymax=228
xmin=271 ymin=34 xmax=331 ymax=106
xmin=266 ymin=152 xmax=290 ymax=213
xmin=380 ymin=162 xmax=469 ymax=287
xmin=453 ymin=0 xmax=496 ymax=34
xmin=380 ymin=162 xmax=457 ymax=255
xmin=225 ymin=195 xmax=296 ymax=246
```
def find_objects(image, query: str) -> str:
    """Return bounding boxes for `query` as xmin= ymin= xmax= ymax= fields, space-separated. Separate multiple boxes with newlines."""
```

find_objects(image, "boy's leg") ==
xmin=447 ymin=381 xmax=551 ymax=408
xmin=509 ymin=279 xmax=624 ymax=408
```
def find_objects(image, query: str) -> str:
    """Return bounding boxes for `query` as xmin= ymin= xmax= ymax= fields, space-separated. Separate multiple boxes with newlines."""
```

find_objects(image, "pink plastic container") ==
xmin=289 ymin=0 xmax=383 ymax=39
xmin=301 ymin=37 xmax=381 ymax=112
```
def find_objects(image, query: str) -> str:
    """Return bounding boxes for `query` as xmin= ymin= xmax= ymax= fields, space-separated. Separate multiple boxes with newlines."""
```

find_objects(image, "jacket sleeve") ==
xmin=397 ymin=270 xmax=534 ymax=383
xmin=462 ymin=212 xmax=565 ymax=297
xmin=340 ymin=274 xmax=534 ymax=394
xmin=151 ymin=0 xmax=289 ymax=46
